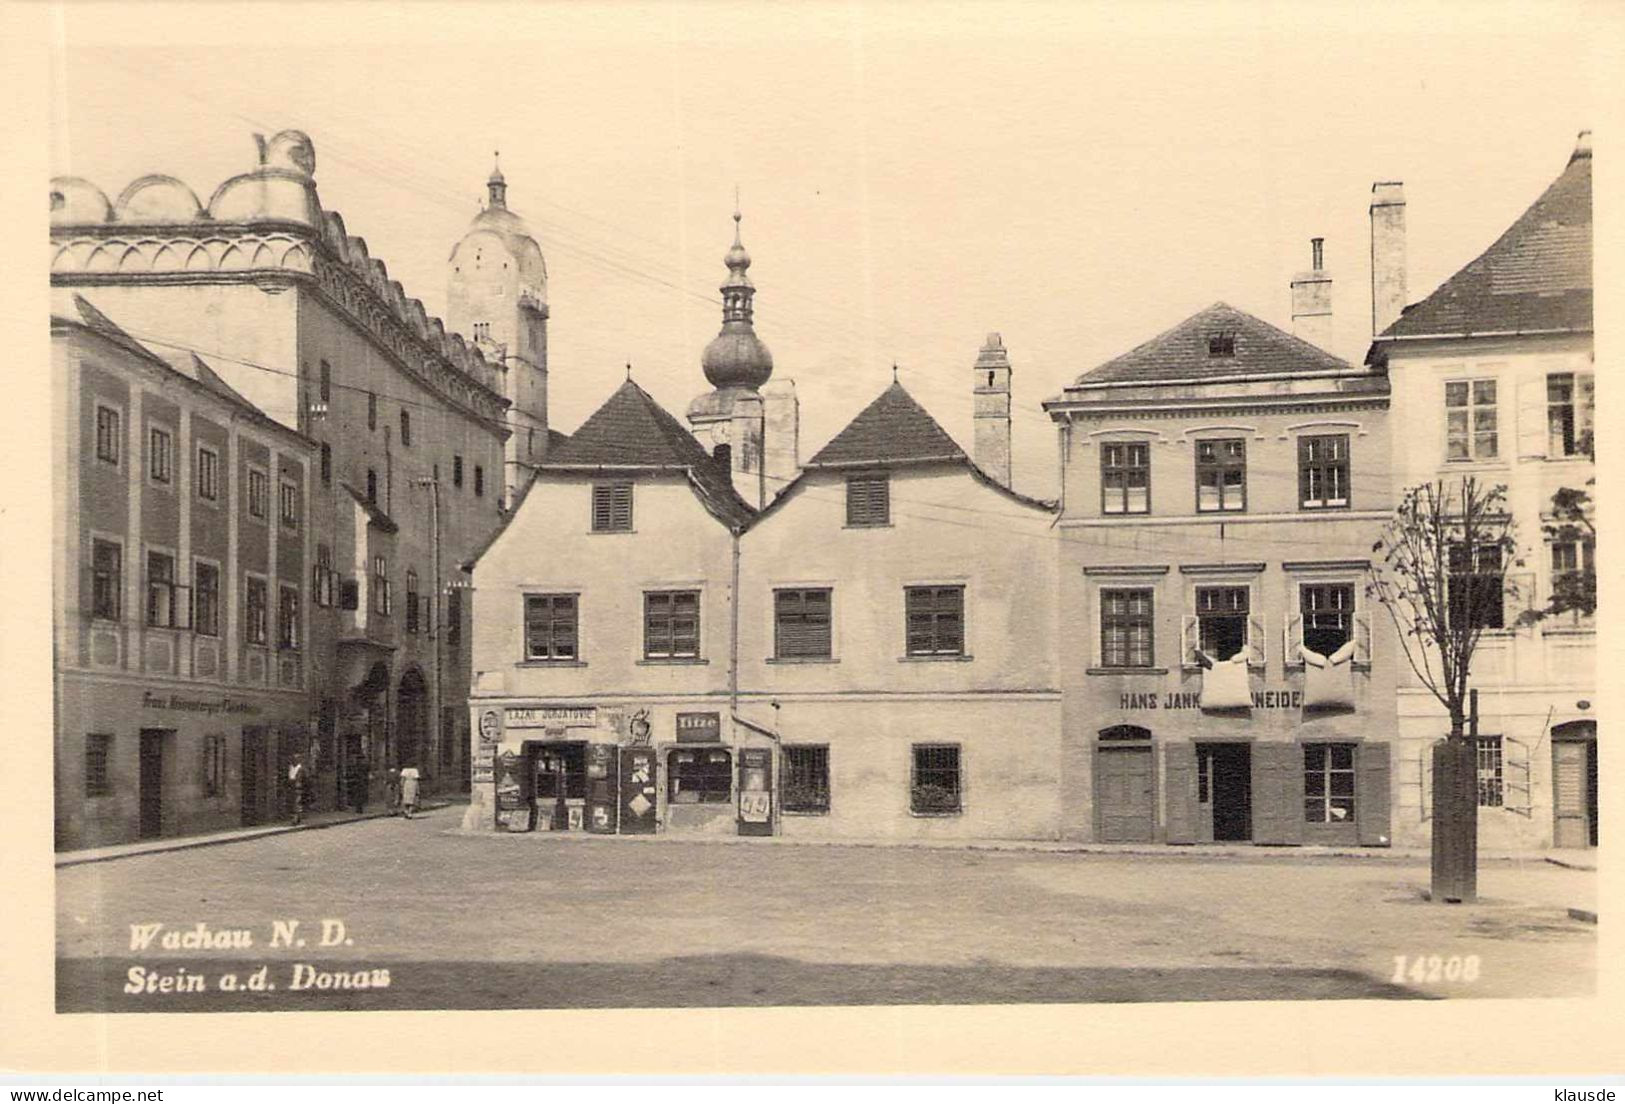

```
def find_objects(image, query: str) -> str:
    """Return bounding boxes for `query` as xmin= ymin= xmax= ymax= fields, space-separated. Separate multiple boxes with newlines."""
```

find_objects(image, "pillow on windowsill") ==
xmin=1302 ymin=639 xmax=1357 ymax=710
xmin=1197 ymin=650 xmax=1252 ymax=711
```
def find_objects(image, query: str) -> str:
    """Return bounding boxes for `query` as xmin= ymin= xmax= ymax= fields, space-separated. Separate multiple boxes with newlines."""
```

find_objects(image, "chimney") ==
xmin=973 ymin=333 xmax=1012 ymax=488
xmin=1289 ymin=236 xmax=1334 ymax=350
xmin=1370 ymin=181 xmax=1407 ymax=337
xmin=1571 ymin=129 xmax=1592 ymax=164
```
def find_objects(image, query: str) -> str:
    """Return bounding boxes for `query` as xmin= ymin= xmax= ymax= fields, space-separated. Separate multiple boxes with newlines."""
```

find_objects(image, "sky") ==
xmin=46 ymin=1 xmax=1610 ymax=500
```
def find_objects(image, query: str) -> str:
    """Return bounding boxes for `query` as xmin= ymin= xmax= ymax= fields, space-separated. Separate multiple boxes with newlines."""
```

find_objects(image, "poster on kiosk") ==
xmin=737 ymin=747 xmax=773 ymax=837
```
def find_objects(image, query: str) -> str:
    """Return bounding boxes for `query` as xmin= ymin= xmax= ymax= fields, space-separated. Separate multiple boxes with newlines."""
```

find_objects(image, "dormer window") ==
xmin=1207 ymin=332 xmax=1236 ymax=358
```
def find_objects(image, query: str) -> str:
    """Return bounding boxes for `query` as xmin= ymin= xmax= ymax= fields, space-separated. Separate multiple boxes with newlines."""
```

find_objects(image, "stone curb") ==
xmin=55 ymin=801 xmax=457 ymax=868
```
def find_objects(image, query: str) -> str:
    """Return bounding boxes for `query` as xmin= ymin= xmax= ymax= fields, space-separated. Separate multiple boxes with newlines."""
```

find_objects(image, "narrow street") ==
xmin=57 ymin=806 xmax=1595 ymax=1012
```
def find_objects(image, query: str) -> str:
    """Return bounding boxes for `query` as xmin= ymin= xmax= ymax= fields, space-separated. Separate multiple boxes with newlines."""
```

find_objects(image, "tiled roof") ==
xmin=805 ymin=381 xmax=967 ymax=468
xmin=1070 ymin=302 xmax=1351 ymax=387
xmin=540 ymin=378 xmax=754 ymax=529
xmin=1380 ymin=146 xmax=1592 ymax=339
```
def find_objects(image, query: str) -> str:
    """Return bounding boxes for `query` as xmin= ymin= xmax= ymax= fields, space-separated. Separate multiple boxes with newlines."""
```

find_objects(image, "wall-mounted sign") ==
xmin=506 ymin=705 xmax=596 ymax=729
xmin=1118 ymin=689 xmax=1304 ymax=711
xmin=676 ymin=712 xmax=722 ymax=744
xmin=142 ymin=691 xmax=262 ymax=717
xmin=628 ymin=709 xmax=652 ymax=747
xmin=478 ymin=709 xmax=502 ymax=744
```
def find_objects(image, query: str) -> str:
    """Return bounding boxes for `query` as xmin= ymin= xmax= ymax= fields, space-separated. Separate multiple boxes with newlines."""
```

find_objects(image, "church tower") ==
xmin=688 ymin=206 xmax=798 ymax=508
xmin=447 ymin=155 xmax=550 ymax=504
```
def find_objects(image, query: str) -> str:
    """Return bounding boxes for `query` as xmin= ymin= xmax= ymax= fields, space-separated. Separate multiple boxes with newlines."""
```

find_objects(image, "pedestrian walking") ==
xmin=386 ymin=767 xmax=402 ymax=815
xmin=399 ymin=766 xmax=421 ymax=819
xmin=288 ymin=756 xmax=307 ymax=826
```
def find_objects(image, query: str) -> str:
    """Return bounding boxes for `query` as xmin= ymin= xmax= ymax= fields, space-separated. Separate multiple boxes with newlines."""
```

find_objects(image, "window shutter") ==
xmin=1250 ymin=742 xmax=1305 ymax=845
xmin=1248 ymin=615 xmax=1266 ymax=668
xmin=1354 ymin=612 xmax=1372 ymax=664
xmin=592 ymin=485 xmax=612 ymax=531
xmin=1516 ymin=377 xmax=1547 ymax=459
xmin=1283 ymin=612 xmax=1304 ymax=666
xmin=1356 ymin=742 xmax=1392 ymax=846
xmin=1180 ymin=614 xmax=1199 ymax=667
xmin=1162 ymin=742 xmax=1198 ymax=844
xmin=612 ymin=483 xmax=633 ymax=530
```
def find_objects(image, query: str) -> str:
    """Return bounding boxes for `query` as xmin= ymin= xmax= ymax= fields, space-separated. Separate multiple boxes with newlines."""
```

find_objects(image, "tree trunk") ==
xmin=1431 ymin=732 xmax=1478 ymax=903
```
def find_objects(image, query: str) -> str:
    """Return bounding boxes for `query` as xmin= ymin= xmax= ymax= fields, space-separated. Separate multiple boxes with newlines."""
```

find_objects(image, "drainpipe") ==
xmin=414 ymin=476 xmax=443 ymax=789
xmin=729 ymin=528 xmax=741 ymax=716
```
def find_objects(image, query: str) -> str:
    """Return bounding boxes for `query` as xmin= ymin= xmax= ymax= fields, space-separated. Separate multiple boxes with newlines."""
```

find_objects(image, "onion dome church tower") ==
xmin=688 ymin=206 xmax=799 ymax=508
xmin=447 ymin=155 xmax=551 ymax=504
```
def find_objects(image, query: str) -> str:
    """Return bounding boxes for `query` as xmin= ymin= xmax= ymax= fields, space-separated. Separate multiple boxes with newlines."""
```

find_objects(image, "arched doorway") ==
xmin=396 ymin=666 xmax=428 ymax=772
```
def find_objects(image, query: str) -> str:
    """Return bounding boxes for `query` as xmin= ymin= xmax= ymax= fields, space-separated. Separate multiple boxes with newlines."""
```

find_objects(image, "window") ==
xmin=1196 ymin=439 xmax=1246 ymax=512
xmin=1550 ymin=538 xmax=1595 ymax=618
xmin=667 ymin=747 xmax=732 ymax=804
xmin=845 ymin=474 xmax=890 ymax=527
xmin=91 ymin=539 xmax=122 ymax=621
xmin=405 ymin=570 xmax=420 ymax=634
xmin=203 ymin=733 xmax=227 ymax=797
xmin=246 ymin=467 xmax=268 ymax=520
xmin=367 ymin=392 xmax=377 ymax=431
xmin=1547 ymin=372 xmax=1595 ymax=457
xmin=1101 ymin=442 xmax=1150 ymax=514
xmin=320 ymin=443 xmax=331 ymax=487
xmin=278 ymin=585 xmax=300 ymax=650
xmin=473 ymin=322 xmax=491 ymax=342
xmin=149 ymin=426 xmax=173 ymax=485
xmin=245 ymin=576 xmax=268 ymax=645
xmin=1448 ymin=542 xmax=1504 ymax=631
xmin=774 ymin=588 xmax=832 ymax=659
xmin=524 ymin=594 xmax=577 ymax=661
xmin=453 ymin=455 xmax=464 ymax=488
xmin=591 ymin=481 xmax=633 ymax=532
xmin=1445 ymin=379 xmax=1498 ymax=461
xmin=146 ymin=550 xmax=178 ymax=628
xmin=193 ymin=446 xmax=220 ymax=502
xmin=400 ymin=409 xmax=412 ymax=446
xmin=534 ymin=746 xmax=588 ymax=801
xmin=644 ymin=590 xmax=700 ymax=659
xmin=366 ymin=468 xmax=378 ymax=504
xmin=1298 ymin=434 xmax=1349 ymax=509
xmin=1301 ymin=583 xmax=1355 ymax=655
xmin=279 ymin=480 xmax=299 ymax=529
xmin=446 ymin=588 xmax=462 ymax=649
xmin=783 ymin=745 xmax=830 ymax=814
xmin=911 ymin=744 xmax=962 ymax=815
xmin=474 ymin=465 xmax=484 ymax=498
xmin=1476 ymin=735 xmax=1504 ymax=808
xmin=372 ymin=557 xmax=392 ymax=616
xmin=1195 ymin=585 xmax=1248 ymax=661
xmin=85 ymin=734 xmax=112 ymax=796
xmin=1304 ymin=743 xmax=1356 ymax=823
xmin=905 ymin=585 xmax=965 ymax=656
xmin=95 ymin=405 xmax=121 ymax=465
xmin=1207 ymin=332 xmax=1236 ymax=357
xmin=194 ymin=561 xmax=220 ymax=636
xmin=318 ymin=360 xmax=331 ymax=404
xmin=1099 ymin=588 xmax=1154 ymax=668
xmin=312 ymin=544 xmax=335 ymax=608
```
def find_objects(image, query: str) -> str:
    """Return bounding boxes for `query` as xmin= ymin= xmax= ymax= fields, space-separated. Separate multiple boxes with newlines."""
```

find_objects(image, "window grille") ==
xmin=783 ymin=745 xmax=830 ymax=814
xmin=911 ymin=744 xmax=962 ymax=815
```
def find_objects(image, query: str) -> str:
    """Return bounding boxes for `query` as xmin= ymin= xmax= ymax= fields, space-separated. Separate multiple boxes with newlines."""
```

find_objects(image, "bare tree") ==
xmin=1366 ymin=477 xmax=1521 ymax=903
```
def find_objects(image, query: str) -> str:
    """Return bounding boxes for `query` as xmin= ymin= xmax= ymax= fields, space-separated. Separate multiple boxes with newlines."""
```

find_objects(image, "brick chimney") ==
xmin=973 ymin=333 xmax=1012 ymax=488
xmin=1370 ymin=182 xmax=1407 ymax=337
xmin=1290 ymin=237 xmax=1334 ymax=350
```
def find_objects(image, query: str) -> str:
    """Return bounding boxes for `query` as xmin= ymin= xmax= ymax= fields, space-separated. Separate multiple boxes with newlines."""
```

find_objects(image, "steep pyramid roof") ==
xmin=541 ymin=378 xmax=753 ymax=528
xmin=805 ymin=380 xmax=967 ymax=468
xmin=1071 ymin=302 xmax=1351 ymax=387
xmin=1381 ymin=143 xmax=1592 ymax=339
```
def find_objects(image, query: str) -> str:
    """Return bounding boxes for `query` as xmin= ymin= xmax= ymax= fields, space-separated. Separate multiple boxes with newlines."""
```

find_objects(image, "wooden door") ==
xmin=1553 ymin=739 xmax=1595 ymax=848
xmin=138 ymin=730 xmax=165 ymax=839
xmin=1096 ymin=746 xmax=1155 ymax=842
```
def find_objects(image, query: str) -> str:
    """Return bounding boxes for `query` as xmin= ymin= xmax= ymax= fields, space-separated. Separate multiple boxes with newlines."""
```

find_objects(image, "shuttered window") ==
xmin=905 ymin=586 xmax=964 ymax=656
xmin=1195 ymin=585 xmax=1248 ymax=660
xmin=524 ymin=594 xmax=578 ymax=661
xmin=845 ymin=475 xmax=890 ymax=527
xmin=644 ymin=590 xmax=700 ymax=659
xmin=1301 ymin=584 xmax=1355 ymax=654
xmin=774 ymin=588 xmax=832 ymax=659
xmin=591 ymin=481 xmax=633 ymax=532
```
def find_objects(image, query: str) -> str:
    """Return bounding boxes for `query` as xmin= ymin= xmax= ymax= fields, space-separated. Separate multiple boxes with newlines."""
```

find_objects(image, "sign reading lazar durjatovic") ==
xmin=676 ymin=712 xmax=722 ymax=743
xmin=506 ymin=705 xmax=596 ymax=729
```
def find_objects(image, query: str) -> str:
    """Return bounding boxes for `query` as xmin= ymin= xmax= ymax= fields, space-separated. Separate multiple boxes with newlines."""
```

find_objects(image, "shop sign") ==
xmin=676 ymin=712 xmax=722 ymax=743
xmin=506 ymin=705 xmax=596 ymax=729
xmin=1118 ymin=689 xmax=1305 ymax=711
xmin=627 ymin=709 xmax=653 ymax=747
xmin=472 ymin=745 xmax=495 ymax=784
xmin=142 ymin=691 xmax=262 ymax=717
xmin=478 ymin=708 xmax=502 ymax=744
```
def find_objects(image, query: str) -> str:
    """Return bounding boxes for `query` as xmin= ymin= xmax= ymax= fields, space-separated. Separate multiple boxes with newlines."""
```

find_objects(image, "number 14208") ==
xmin=1393 ymin=954 xmax=1481 ymax=984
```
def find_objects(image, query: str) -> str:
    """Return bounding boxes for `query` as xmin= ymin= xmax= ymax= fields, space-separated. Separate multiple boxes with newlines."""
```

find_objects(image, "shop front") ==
xmin=55 ymin=671 xmax=312 ymax=850
xmin=468 ymin=701 xmax=776 ymax=837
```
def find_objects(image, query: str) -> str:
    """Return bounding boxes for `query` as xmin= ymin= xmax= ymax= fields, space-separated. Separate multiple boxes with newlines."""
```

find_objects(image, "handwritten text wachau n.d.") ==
xmin=123 ymin=919 xmax=391 ymax=995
